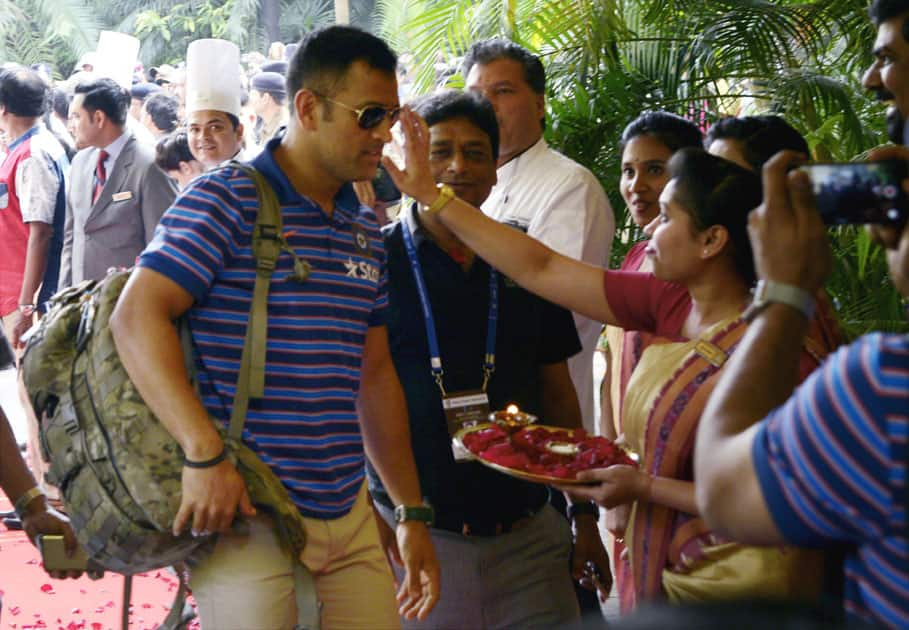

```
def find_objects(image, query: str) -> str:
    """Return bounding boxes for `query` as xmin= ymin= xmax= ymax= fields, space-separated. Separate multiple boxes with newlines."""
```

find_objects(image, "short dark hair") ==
xmin=0 ymin=65 xmax=48 ymax=118
xmin=668 ymin=148 xmax=761 ymax=286
xmin=462 ymin=38 xmax=546 ymax=94
xmin=705 ymin=115 xmax=809 ymax=171
xmin=143 ymin=92 xmax=179 ymax=134
xmin=74 ymin=78 xmax=129 ymax=126
xmin=412 ymin=90 xmax=500 ymax=161
xmin=869 ymin=0 xmax=909 ymax=26
xmin=620 ymin=111 xmax=703 ymax=154
xmin=52 ymin=88 xmax=70 ymax=121
xmin=155 ymin=130 xmax=195 ymax=171
xmin=285 ymin=26 xmax=397 ymax=108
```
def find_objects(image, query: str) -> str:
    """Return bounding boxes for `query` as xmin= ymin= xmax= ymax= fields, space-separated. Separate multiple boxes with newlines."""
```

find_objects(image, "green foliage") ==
xmin=378 ymin=0 xmax=908 ymax=336
xmin=0 ymin=0 xmax=100 ymax=77
xmin=0 ymin=0 xmax=378 ymax=74
xmin=134 ymin=0 xmax=235 ymax=64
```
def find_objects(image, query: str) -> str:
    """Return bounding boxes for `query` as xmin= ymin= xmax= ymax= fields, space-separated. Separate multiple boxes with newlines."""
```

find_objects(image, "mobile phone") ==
xmin=800 ymin=159 xmax=908 ymax=225
xmin=37 ymin=534 xmax=92 ymax=571
xmin=373 ymin=164 xmax=401 ymax=204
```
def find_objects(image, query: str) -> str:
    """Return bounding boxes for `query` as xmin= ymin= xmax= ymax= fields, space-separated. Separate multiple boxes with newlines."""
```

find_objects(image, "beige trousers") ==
xmin=189 ymin=482 xmax=400 ymax=630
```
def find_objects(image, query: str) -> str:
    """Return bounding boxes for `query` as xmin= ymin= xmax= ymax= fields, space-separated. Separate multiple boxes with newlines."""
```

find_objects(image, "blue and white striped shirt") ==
xmin=139 ymin=138 xmax=387 ymax=519
xmin=753 ymin=333 xmax=909 ymax=628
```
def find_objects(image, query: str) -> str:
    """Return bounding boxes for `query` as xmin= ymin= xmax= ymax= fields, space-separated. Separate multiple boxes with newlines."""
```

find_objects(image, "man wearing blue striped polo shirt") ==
xmin=111 ymin=26 xmax=439 ymax=629
xmin=695 ymin=5 xmax=909 ymax=627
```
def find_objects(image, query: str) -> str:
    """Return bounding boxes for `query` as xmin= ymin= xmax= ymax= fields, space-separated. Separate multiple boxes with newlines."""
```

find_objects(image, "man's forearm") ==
xmin=0 ymin=408 xmax=39 ymax=506
xmin=358 ymin=367 xmax=423 ymax=507
xmin=110 ymin=276 xmax=223 ymax=461
xmin=702 ymin=304 xmax=808 ymax=440
xmin=18 ymin=222 xmax=52 ymax=305
xmin=695 ymin=304 xmax=810 ymax=538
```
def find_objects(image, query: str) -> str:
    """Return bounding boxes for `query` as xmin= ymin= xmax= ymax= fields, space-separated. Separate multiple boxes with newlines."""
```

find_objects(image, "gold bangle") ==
xmin=14 ymin=486 xmax=45 ymax=518
xmin=425 ymin=184 xmax=455 ymax=215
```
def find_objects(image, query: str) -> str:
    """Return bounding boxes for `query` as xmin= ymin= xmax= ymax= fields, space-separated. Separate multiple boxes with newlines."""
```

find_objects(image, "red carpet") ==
xmin=0 ymin=494 xmax=198 ymax=630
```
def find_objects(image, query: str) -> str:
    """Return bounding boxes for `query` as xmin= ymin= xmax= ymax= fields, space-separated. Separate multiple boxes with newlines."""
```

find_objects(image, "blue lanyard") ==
xmin=7 ymin=125 xmax=40 ymax=153
xmin=401 ymin=214 xmax=498 ymax=396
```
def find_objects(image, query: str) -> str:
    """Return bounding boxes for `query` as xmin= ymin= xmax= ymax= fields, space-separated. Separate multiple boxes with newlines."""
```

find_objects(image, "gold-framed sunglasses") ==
xmin=314 ymin=92 xmax=401 ymax=130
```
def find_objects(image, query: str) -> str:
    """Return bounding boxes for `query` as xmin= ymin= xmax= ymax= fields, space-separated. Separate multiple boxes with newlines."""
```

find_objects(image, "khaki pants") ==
xmin=189 ymin=483 xmax=400 ymax=630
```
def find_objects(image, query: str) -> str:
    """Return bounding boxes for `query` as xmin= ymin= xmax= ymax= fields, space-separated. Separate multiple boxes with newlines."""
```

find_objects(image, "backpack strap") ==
xmin=226 ymin=162 xmax=310 ymax=440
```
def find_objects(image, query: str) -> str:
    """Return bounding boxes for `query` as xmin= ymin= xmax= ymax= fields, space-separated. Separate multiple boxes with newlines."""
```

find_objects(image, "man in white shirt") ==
xmin=463 ymin=39 xmax=614 ymax=435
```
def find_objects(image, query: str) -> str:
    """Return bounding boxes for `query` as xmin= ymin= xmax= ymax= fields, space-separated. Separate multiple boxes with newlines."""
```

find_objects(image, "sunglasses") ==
xmin=314 ymin=93 xmax=401 ymax=130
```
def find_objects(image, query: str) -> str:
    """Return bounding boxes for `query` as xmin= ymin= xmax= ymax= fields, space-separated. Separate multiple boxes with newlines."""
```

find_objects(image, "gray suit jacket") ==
xmin=60 ymin=130 xmax=177 ymax=286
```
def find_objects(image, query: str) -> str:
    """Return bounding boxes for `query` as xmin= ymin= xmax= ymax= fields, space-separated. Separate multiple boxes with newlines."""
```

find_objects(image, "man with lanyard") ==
xmin=368 ymin=90 xmax=611 ymax=628
xmin=463 ymin=39 xmax=614 ymax=439
xmin=184 ymin=39 xmax=249 ymax=171
xmin=111 ymin=26 xmax=439 ymax=628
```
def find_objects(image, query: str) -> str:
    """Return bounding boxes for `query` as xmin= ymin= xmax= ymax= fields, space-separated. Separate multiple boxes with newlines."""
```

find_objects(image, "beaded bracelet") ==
xmin=183 ymin=447 xmax=228 ymax=469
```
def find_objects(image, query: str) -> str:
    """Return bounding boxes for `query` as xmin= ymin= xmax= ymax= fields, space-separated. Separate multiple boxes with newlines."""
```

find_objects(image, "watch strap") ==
xmin=568 ymin=501 xmax=599 ymax=520
xmin=425 ymin=184 xmax=455 ymax=215
xmin=394 ymin=504 xmax=435 ymax=526
xmin=744 ymin=280 xmax=816 ymax=322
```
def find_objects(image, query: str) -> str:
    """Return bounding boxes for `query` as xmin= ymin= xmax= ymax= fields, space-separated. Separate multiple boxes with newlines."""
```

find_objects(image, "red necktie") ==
xmin=93 ymin=149 xmax=109 ymax=204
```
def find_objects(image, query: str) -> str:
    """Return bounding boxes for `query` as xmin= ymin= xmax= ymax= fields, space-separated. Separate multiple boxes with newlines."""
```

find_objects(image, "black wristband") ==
xmin=568 ymin=501 xmax=599 ymax=520
xmin=183 ymin=447 xmax=227 ymax=469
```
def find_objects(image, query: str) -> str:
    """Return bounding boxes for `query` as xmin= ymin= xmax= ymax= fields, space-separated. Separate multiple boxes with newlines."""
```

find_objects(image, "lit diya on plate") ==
xmin=454 ymin=412 xmax=637 ymax=485
xmin=488 ymin=403 xmax=537 ymax=427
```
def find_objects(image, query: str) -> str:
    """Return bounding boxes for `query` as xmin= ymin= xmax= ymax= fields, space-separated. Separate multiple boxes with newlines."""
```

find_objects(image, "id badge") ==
xmin=442 ymin=389 xmax=490 ymax=462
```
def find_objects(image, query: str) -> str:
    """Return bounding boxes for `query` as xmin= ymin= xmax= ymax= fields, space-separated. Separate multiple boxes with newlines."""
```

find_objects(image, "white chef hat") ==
xmin=94 ymin=31 xmax=140 ymax=90
xmin=186 ymin=38 xmax=242 ymax=118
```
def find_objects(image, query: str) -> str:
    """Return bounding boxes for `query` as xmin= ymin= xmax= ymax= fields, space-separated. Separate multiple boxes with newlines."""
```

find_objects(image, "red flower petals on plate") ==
xmin=459 ymin=424 xmax=636 ymax=484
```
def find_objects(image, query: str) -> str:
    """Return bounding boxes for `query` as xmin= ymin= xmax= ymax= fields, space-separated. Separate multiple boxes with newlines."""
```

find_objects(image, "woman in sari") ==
xmin=384 ymin=108 xmax=824 ymax=606
xmin=600 ymin=111 xmax=702 ymax=611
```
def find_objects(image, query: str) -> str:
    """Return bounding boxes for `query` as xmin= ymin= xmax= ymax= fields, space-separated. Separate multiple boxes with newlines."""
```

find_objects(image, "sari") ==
xmin=601 ymin=242 xmax=650 ymax=612
xmin=603 ymin=241 xmax=652 ymax=435
xmin=623 ymin=315 xmax=824 ymax=603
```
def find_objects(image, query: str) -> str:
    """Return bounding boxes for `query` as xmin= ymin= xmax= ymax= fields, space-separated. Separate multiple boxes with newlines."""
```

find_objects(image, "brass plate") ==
xmin=454 ymin=423 xmax=598 ymax=485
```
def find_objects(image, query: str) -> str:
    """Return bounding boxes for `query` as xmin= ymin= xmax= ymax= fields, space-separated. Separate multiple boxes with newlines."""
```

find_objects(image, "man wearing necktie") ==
xmin=60 ymin=78 xmax=177 ymax=288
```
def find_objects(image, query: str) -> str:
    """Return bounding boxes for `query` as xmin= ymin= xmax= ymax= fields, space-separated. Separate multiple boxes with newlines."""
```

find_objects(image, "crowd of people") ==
xmin=0 ymin=1 xmax=906 ymax=628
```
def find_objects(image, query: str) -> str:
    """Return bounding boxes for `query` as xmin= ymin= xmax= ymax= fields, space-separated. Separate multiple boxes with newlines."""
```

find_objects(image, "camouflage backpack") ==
xmin=20 ymin=165 xmax=317 ymax=629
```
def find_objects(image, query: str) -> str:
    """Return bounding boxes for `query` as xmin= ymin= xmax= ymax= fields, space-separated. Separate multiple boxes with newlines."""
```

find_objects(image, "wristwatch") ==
xmin=743 ymin=280 xmax=816 ymax=322
xmin=394 ymin=503 xmax=435 ymax=526
xmin=18 ymin=304 xmax=36 ymax=317
xmin=567 ymin=501 xmax=599 ymax=520
xmin=424 ymin=184 xmax=455 ymax=215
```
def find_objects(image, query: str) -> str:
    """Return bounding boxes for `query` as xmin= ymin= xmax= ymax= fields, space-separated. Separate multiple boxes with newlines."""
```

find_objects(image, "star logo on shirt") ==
xmin=344 ymin=256 xmax=380 ymax=283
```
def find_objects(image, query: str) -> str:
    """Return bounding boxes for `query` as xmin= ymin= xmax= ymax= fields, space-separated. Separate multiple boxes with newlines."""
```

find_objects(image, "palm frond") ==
xmin=35 ymin=0 xmax=103 ymax=55
xmin=223 ymin=0 xmax=260 ymax=49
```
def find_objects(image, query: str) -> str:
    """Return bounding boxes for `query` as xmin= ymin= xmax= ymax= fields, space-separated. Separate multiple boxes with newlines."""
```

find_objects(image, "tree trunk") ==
xmin=261 ymin=0 xmax=281 ymax=45
xmin=334 ymin=0 xmax=350 ymax=24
